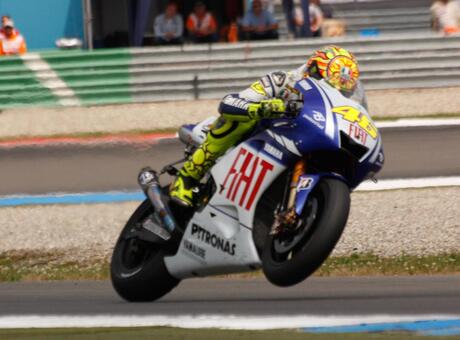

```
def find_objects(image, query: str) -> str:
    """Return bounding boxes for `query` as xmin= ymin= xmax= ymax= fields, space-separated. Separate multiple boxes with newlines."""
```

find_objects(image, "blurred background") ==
xmin=0 ymin=0 xmax=459 ymax=107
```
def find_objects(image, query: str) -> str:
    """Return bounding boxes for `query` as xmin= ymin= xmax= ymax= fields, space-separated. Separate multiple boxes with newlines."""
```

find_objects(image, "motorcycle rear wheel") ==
xmin=110 ymin=199 xmax=180 ymax=302
xmin=262 ymin=178 xmax=350 ymax=287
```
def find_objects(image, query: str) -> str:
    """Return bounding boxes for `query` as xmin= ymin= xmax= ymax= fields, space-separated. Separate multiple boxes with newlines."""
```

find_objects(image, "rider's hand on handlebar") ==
xmin=248 ymin=99 xmax=286 ymax=120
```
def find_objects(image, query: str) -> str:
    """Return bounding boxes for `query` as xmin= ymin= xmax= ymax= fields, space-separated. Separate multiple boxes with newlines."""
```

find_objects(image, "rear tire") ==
xmin=262 ymin=178 xmax=350 ymax=287
xmin=110 ymin=199 xmax=180 ymax=302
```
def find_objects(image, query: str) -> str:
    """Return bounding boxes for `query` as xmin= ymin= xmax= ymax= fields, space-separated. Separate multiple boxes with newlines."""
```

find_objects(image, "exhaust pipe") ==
xmin=138 ymin=167 xmax=176 ymax=241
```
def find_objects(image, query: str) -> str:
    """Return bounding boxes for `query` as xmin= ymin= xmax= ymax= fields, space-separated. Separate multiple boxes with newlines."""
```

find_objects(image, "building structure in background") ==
xmin=0 ymin=0 xmax=84 ymax=50
xmin=0 ymin=0 xmax=437 ymax=51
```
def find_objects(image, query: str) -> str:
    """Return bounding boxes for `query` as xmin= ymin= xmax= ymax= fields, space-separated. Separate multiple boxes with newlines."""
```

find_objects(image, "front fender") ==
xmin=295 ymin=173 xmax=349 ymax=216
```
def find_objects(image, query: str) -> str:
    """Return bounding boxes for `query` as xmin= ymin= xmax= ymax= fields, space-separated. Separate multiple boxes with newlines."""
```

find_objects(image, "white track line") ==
xmin=376 ymin=118 xmax=460 ymax=128
xmin=0 ymin=314 xmax=458 ymax=329
xmin=21 ymin=53 xmax=80 ymax=107
xmin=356 ymin=176 xmax=460 ymax=191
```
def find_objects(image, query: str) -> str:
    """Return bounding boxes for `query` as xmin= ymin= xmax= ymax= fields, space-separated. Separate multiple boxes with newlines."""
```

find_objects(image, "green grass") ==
xmin=319 ymin=253 xmax=460 ymax=276
xmin=0 ymin=327 xmax=453 ymax=340
xmin=0 ymin=251 xmax=458 ymax=282
xmin=0 ymin=251 xmax=109 ymax=282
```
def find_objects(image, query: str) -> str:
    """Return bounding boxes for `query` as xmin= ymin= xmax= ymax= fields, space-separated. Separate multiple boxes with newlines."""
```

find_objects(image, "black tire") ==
xmin=261 ymin=178 xmax=350 ymax=287
xmin=110 ymin=199 xmax=180 ymax=302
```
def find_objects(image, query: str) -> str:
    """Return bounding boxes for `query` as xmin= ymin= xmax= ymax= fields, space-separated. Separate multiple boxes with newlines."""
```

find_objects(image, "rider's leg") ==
xmin=170 ymin=117 xmax=256 ymax=206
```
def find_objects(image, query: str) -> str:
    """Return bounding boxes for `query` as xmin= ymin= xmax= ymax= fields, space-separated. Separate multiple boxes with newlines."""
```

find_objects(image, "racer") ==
xmin=170 ymin=45 xmax=361 ymax=207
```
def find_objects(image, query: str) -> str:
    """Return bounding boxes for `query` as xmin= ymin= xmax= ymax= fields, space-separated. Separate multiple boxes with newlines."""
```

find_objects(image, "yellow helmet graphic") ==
xmin=307 ymin=45 xmax=360 ymax=93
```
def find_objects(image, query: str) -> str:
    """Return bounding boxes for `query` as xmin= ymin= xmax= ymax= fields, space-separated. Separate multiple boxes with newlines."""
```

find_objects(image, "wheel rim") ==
xmin=271 ymin=194 xmax=321 ymax=262
xmin=118 ymin=219 xmax=156 ymax=275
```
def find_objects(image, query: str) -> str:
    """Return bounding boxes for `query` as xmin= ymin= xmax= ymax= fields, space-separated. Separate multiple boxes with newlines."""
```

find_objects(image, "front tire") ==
xmin=261 ymin=178 xmax=350 ymax=287
xmin=111 ymin=199 xmax=180 ymax=302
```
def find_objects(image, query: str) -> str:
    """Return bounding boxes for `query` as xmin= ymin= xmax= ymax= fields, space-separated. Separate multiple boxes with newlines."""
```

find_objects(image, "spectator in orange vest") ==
xmin=0 ymin=19 xmax=27 ymax=56
xmin=186 ymin=2 xmax=218 ymax=43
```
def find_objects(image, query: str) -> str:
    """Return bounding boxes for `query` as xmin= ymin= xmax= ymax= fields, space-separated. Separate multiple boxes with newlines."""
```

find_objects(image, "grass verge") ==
xmin=0 ymin=327 xmax=453 ymax=340
xmin=0 ymin=251 xmax=458 ymax=282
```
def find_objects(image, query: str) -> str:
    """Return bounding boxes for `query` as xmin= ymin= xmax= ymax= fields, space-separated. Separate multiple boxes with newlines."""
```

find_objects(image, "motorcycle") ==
xmin=110 ymin=77 xmax=384 ymax=302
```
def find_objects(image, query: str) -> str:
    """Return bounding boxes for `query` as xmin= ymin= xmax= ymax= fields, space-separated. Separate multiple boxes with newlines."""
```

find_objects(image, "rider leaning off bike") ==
xmin=170 ymin=45 xmax=360 ymax=207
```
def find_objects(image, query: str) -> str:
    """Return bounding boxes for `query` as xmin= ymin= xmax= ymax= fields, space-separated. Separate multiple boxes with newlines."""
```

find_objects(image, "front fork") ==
xmin=287 ymin=159 xmax=306 ymax=210
xmin=270 ymin=159 xmax=307 ymax=235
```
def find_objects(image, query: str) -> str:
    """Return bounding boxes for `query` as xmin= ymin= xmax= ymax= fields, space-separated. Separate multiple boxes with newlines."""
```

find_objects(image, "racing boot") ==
xmin=170 ymin=138 xmax=217 ymax=207
xmin=170 ymin=169 xmax=198 ymax=207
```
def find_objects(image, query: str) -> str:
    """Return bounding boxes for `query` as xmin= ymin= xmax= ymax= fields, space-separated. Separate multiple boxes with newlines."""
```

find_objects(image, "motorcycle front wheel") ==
xmin=261 ymin=178 xmax=350 ymax=287
xmin=110 ymin=199 xmax=180 ymax=302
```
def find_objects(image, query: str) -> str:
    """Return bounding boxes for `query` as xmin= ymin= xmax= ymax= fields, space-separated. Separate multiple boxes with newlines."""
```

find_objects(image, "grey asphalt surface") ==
xmin=0 ymin=126 xmax=459 ymax=196
xmin=1 ymin=128 xmax=459 ymax=319
xmin=1 ymin=276 xmax=459 ymax=316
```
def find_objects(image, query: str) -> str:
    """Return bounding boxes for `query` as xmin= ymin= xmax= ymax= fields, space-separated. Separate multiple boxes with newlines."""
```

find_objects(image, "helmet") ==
xmin=306 ymin=45 xmax=360 ymax=94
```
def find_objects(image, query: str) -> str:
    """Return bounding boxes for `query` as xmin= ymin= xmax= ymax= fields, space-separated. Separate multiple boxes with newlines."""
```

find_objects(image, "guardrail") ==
xmin=0 ymin=32 xmax=459 ymax=108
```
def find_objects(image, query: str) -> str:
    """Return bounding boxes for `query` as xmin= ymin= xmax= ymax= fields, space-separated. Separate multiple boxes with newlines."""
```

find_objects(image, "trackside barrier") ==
xmin=1 ymin=32 xmax=460 ymax=108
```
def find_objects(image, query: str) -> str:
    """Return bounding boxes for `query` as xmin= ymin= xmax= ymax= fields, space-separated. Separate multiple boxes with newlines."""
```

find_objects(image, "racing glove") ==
xmin=248 ymin=99 xmax=286 ymax=120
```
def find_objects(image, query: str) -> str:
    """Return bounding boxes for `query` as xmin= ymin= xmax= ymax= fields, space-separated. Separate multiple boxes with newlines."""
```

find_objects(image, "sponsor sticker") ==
xmin=297 ymin=177 xmax=314 ymax=191
xmin=263 ymin=143 xmax=283 ymax=160
xmin=260 ymin=76 xmax=271 ymax=88
xmin=303 ymin=113 xmax=325 ymax=130
xmin=250 ymin=81 xmax=267 ymax=96
xmin=271 ymin=71 xmax=286 ymax=86
xmin=313 ymin=110 xmax=326 ymax=122
xmin=191 ymin=224 xmax=236 ymax=256
xmin=298 ymin=79 xmax=312 ymax=91
xmin=220 ymin=147 xmax=274 ymax=210
xmin=138 ymin=171 xmax=154 ymax=186
xmin=348 ymin=123 xmax=368 ymax=145
xmin=183 ymin=239 xmax=206 ymax=260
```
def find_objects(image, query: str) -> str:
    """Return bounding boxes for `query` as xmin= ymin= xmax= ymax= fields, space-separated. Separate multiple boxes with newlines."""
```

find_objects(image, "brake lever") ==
xmin=285 ymin=100 xmax=303 ymax=117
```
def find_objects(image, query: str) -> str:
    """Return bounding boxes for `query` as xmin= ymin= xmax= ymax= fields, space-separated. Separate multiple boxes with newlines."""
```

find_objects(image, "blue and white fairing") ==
xmin=166 ymin=78 xmax=384 ymax=278
xmin=256 ymin=77 xmax=384 ymax=189
xmin=241 ymin=77 xmax=384 ymax=219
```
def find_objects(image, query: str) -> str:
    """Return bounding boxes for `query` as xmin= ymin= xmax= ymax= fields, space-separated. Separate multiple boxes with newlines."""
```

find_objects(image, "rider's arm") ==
xmin=218 ymin=72 xmax=288 ymax=122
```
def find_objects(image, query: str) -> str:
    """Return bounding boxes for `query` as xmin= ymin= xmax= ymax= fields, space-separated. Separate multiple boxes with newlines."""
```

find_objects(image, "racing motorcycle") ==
xmin=110 ymin=78 xmax=384 ymax=302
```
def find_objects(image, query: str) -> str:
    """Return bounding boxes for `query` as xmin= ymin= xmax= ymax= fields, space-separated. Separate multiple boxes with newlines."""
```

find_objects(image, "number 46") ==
xmin=332 ymin=106 xmax=378 ymax=139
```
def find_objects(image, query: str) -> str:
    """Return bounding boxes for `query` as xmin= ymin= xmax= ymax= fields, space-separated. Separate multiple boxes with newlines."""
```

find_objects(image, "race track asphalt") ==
xmin=0 ymin=126 xmax=459 ymax=196
xmin=1 ymin=275 xmax=459 ymax=316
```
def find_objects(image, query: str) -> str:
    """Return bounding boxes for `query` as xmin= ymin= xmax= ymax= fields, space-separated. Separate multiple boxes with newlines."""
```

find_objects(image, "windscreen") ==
xmin=343 ymin=80 xmax=369 ymax=111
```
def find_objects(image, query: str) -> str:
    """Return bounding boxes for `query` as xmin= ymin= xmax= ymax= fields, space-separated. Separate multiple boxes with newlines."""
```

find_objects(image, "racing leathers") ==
xmin=170 ymin=65 xmax=308 ymax=207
